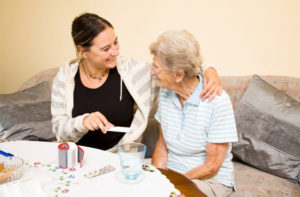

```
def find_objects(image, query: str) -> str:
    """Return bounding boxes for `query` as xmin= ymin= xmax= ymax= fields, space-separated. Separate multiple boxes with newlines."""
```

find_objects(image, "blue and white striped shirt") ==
xmin=155 ymin=75 xmax=238 ymax=187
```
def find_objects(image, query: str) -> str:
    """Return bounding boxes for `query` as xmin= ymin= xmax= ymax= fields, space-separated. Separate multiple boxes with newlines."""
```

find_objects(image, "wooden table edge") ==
xmin=159 ymin=168 xmax=207 ymax=197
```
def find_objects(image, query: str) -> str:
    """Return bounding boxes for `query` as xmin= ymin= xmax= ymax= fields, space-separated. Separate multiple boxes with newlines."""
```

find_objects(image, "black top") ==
xmin=72 ymin=67 xmax=134 ymax=150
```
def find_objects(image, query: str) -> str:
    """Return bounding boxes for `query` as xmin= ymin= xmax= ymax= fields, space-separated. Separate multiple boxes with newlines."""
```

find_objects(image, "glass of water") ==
xmin=117 ymin=142 xmax=146 ymax=183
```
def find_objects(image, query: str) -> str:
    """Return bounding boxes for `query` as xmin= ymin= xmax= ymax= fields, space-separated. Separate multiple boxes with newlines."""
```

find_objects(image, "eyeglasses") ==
xmin=150 ymin=63 xmax=166 ymax=73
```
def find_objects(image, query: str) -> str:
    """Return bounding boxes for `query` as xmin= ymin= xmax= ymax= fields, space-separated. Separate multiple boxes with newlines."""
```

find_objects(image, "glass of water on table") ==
xmin=116 ymin=142 xmax=146 ymax=184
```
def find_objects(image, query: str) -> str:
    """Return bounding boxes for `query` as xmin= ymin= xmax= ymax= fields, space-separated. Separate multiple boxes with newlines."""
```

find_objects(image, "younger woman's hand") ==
xmin=83 ymin=111 xmax=114 ymax=134
xmin=201 ymin=67 xmax=223 ymax=101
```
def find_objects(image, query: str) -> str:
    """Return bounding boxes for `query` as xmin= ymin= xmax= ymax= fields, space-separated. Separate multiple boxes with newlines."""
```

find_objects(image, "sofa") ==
xmin=2 ymin=67 xmax=300 ymax=197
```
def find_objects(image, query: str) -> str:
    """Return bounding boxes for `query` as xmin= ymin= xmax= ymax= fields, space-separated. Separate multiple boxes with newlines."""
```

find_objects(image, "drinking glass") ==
xmin=117 ymin=142 xmax=146 ymax=183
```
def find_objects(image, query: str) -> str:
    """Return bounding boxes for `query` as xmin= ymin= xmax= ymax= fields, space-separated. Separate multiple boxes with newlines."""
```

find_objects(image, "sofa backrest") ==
xmin=220 ymin=76 xmax=300 ymax=109
xmin=19 ymin=67 xmax=300 ymax=106
xmin=19 ymin=67 xmax=59 ymax=91
xmin=19 ymin=68 xmax=300 ymax=158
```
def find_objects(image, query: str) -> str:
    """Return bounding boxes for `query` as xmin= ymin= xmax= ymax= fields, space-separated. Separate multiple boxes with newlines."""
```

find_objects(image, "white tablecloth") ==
xmin=0 ymin=141 xmax=179 ymax=197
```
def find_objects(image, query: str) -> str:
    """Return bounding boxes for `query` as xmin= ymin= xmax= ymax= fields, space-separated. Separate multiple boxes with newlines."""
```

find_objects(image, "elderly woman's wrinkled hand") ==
xmin=83 ymin=111 xmax=114 ymax=134
xmin=200 ymin=67 xmax=223 ymax=102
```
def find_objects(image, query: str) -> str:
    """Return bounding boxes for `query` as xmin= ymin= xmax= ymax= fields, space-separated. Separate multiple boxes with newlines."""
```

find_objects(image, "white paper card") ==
xmin=107 ymin=126 xmax=130 ymax=133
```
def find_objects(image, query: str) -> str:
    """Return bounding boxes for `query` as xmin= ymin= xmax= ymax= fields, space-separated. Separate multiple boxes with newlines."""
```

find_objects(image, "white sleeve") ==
xmin=51 ymin=66 xmax=89 ymax=142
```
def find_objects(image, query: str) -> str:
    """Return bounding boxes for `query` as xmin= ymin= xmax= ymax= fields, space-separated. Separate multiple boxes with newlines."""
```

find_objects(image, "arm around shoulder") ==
xmin=202 ymin=64 xmax=218 ymax=73
xmin=201 ymin=64 xmax=223 ymax=101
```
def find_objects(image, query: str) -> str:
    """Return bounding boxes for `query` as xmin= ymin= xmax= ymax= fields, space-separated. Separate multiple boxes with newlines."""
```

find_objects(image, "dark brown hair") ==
xmin=71 ymin=13 xmax=113 ymax=48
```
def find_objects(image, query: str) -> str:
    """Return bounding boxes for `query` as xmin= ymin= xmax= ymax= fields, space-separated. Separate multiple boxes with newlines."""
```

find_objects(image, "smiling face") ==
xmin=81 ymin=27 xmax=120 ymax=69
xmin=150 ymin=56 xmax=177 ymax=89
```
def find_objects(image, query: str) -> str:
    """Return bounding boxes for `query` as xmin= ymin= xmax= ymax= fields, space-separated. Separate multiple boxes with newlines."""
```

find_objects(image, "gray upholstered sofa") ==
xmin=8 ymin=68 xmax=300 ymax=196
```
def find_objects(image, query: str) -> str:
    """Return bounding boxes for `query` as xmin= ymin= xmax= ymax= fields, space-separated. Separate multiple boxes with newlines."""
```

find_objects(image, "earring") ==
xmin=78 ymin=52 xmax=83 ymax=61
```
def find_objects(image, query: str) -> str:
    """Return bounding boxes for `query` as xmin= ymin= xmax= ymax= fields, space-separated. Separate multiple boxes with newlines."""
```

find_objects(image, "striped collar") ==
xmin=167 ymin=74 xmax=203 ymax=107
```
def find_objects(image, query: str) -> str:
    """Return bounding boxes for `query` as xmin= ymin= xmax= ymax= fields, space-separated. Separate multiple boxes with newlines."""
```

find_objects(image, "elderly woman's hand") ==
xmin=200 ymin=67 xmax=223 ymax=101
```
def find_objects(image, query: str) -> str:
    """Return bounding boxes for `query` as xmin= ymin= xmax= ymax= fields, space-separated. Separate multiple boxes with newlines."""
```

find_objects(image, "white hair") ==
xmin=150 ymin=30 xmax=203 ymax=78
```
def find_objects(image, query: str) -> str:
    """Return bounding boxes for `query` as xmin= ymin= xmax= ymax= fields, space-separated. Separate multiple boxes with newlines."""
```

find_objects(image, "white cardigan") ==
xmin=51 ymin=56 xmax=158 ymax=146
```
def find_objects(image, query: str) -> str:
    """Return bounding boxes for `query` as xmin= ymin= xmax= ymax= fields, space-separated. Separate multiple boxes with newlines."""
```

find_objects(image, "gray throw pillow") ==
xmin=0 ymin=81 xmax=56 ymax=141
xmin=232 ymin=74 xmax=300 ymax=184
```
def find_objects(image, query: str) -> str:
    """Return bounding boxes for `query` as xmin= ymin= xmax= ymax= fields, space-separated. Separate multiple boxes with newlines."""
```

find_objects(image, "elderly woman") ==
xmin=51 ymin=13 xmax=222 ymax=151
xmin=150 ymin=30 xmax=238 ymax=197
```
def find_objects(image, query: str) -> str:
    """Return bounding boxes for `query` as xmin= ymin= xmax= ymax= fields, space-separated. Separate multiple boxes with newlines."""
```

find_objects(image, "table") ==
xmin=0 ymin=141 xmax=187 ymax=197
xmin=160 ymin=168 xmax=207 ymax=197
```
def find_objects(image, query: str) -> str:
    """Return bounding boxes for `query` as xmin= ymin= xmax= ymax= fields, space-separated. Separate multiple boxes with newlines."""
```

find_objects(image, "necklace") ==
xmin=82 ymin=62 xmax=108 ymax=82
xmin=87 ymin=72 xmax=106 ymax=81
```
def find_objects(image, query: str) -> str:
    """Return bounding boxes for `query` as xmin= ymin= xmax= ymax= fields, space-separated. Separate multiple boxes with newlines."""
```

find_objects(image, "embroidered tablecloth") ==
xmin=0 ymin=141 xmax=180 ymax=197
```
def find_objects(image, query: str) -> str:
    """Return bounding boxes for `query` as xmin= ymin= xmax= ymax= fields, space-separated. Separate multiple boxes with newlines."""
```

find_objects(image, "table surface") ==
xmin=0 ymin=141 xmax=205 ymax=197
xmin=160 ymin=168 xmax=207 ymax=197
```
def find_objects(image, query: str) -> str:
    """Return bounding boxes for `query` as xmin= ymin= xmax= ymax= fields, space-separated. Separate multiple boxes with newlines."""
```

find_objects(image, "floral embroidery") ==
xmin=61 ymin=189 xmax=69 ymax=194
xmin=142 ymin=164 xmax=155 ymax=172
xmin=68 ymin=175 xmax=75 ymax=179
xmin=25 ymin=161 xmax=181 ymax=197
xmin=26 ymin=161 xmax=78 ymax=196
xmin=65 ymin=180 xmax=71 ymax=187
xmin=54 ymin=186 xmax=61 ymax=193
xmin=69 ymin=168 xmax=76 ymax=172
